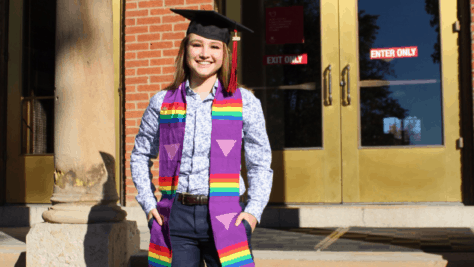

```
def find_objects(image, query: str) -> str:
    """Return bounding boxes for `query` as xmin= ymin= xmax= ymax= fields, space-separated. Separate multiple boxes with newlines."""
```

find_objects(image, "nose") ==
xmin=199 ymin=46 xmax=210 ymax=58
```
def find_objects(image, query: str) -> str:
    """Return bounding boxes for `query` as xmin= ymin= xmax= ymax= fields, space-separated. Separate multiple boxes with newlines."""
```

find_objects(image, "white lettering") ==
xmin=411 ymin=48 xmax=417 ymax=56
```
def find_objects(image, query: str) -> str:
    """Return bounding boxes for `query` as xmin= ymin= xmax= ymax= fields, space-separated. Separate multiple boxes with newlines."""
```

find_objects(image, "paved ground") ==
xmin=3 ymin=225 xmax=474 ymax=266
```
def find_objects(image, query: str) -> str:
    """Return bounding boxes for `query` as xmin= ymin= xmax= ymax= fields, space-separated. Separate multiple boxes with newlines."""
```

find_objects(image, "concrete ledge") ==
xmin=4 ymin=204 xmax=474 ymax=228
xmin=260 ymin=205 xmax=474 ymax=228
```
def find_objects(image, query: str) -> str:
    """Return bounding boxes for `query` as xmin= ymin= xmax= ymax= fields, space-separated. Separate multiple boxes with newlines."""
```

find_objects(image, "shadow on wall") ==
xmin=84 ymin=151 xmax=120 ymax=266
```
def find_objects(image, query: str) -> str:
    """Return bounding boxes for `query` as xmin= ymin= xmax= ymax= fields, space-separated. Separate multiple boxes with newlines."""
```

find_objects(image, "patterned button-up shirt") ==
xmin=130 ymin=79 xmax=273 ymax=223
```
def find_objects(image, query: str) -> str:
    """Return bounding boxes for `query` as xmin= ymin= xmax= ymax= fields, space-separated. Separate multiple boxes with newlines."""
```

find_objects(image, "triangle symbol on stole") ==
xmin=164 ymin=144 xmax=180 ymax=160
xmin=216 ymin=212 xmax=238 ymax=230
xmin=216 ymin=140 xmax=236 ymax=157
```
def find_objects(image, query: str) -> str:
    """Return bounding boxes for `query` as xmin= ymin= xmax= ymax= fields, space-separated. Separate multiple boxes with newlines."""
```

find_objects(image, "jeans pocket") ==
xmin=242 ymin=219 xmax=252 ymax=237
xmin=148 ymin=217 xmax=154 ymax=231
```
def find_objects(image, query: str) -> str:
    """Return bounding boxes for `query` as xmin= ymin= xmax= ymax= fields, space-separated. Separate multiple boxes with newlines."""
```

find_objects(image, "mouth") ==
xmin=196 ymin=61 xmax=213 ymax=65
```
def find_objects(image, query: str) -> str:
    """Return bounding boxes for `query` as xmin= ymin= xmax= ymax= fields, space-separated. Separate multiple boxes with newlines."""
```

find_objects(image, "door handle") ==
xmin=342 ymin=65 xmax=351 ymax=105
xmin=326 ymin=65 xmax=332 ymax=106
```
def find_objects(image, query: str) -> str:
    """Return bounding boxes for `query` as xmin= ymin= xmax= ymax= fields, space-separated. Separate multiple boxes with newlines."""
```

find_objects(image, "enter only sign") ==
xmin=264 ymin=54 xmax=308 ymax=65
xmin=370 ymin=46 xmax=418 ymax=60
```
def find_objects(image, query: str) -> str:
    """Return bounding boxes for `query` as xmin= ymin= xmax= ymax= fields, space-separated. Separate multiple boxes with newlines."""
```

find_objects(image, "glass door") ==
xmin=340 ymin=0 xmax=462 ymax=202
xmin=241 ymin=0 xmax=342 ymax=203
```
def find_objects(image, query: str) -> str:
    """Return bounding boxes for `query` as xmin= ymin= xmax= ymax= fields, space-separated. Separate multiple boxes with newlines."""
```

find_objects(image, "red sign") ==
xmin=263 ymin=54 xmax=308 ymax=65
xmin=266 ymin=6 xmax=304 ymax=45
xmin=370 ymin=46 xmax=418 ymax=59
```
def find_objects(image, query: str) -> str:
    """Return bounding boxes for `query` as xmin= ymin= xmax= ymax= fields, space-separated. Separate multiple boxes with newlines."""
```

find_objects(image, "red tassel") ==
xmin=228 ymin=29 xmax=239 ymax=95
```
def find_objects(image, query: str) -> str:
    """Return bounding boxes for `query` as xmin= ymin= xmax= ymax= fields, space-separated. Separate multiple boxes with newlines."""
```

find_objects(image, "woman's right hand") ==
xmin=148 ymin=208 xmax=163 ymax=226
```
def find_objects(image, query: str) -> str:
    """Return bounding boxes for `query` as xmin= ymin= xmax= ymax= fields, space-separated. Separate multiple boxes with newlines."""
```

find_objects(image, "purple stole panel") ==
xmin=148 ymin=81 xmax=255 ymax=267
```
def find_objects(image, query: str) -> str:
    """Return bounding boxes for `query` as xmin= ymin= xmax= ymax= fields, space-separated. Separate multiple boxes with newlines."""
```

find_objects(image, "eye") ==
xmin=211 ymin=45 xmax=222 ymax=49
xmin=191 ymin=43 xmax=201 ymax=47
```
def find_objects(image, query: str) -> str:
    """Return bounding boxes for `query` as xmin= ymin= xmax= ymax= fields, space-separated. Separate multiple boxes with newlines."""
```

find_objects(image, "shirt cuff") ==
xmin=244 ymin=199 xmax=265 ymax=224
xmin=141 ymin=197 xmax=158 ymax=218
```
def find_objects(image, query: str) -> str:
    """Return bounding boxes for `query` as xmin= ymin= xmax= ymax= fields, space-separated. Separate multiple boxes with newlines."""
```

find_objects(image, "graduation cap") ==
xmin=170 ymin=9 xmax=254 ymax=94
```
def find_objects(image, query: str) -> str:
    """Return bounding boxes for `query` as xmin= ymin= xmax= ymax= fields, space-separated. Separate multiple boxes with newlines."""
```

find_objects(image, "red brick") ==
xmin=173 ymin=22 xmax=189 ymax=31
xmin=163 ymin=48 xmax=179 ymax=57
xmin=126 ymin=2 xmax=137 ymax=9
xmin=125 ymin=18 xmax=136 ymax=26
xmin=163 ymin=66 xmax=176 ymax=74
xmin=125 ymin=103 xmax=136 ymax=110
xmin=187 ymin=0 xmax=212 ymax=3
xmin=151 ymin=57 xmax=175 ymax=66
xmin=162 ymin=32 xmax=185 ymax=40
xmin=125 ymin=68 xmax=136 ymax=76
xmin=200 ymin=4 xmax=213 ymax=10
xmin=126 ymin=186 xmax=138 ymax=194
xmin=137 ymin=67 xmax=162 ymax=75
xmin=150 ymin=24 xmax=173 ymax=32
xmin=125 ymin=85 xmax=136 ymax=93
xmin=150 ymin=75 xmax=174 ymax=83
xmin=137 ymin=17 xmax=161 ymax=25
xmin=125 ymin=179 xmax=135 ymax=186
xmin=150 ymin=8 xmax=173 ymax=16
xmin=151 ymin=170 xmax=160 ymax=177
xmin=137 ymin=50 xmax=162 ymax=59
xmin=125 ymin=119 xmax=137 ymax=127
xmin=125 ymin=35 xmax=136 ymax=43
xmin=125 ymin=59 xmax=149 ymax=68
xmin=139 ymin=0 xmax=164 ymax=8
xmin=174 ymin=40 xmax=183 ymax=47
xmin=164 ymin=0 xmax=184 ymax=6
xmin=178 ymin=5 xmax=199 ymax=10
xmin=137 ymin=84 xmax=161 ymax=92
xmin=150 ymin=41 xmax=173 ymax=49
xmin=125 ymin=93 xmax=150 ymax=101
xmin=125 ymin=9 xmax=148 ymax=17
xmin=125 ymin=110 xmax=145 ymax=119
xmin=137 ymin=102 xmax=150 ymax=109
xmin=126 ymin=136 xmax=136 ymax=144
xmin=125 ymin=52 xmax=136 ymax=59
xmin=137 ymin=33 xmax=161 ymax=42
xmin=126 ymin=42 xmax=149 ymax=51
xmin=125 ymin=76 xmax=148 ymax=85
xmin=126 ymin=127 xmax=140 ymax=135
xmin=162 ymin=15 xmax=186 ymax=23
xmin=125 ymin=26 xmax=149 ymax=34
xmin=126 ymin=144 xmax=135 ymax=151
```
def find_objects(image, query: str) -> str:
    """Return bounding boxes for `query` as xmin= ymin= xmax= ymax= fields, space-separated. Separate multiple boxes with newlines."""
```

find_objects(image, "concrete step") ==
xmin=129 ymin=251 xmax=474 ymax=267
xmin=0 ymin=227 xmax=28 ymax=267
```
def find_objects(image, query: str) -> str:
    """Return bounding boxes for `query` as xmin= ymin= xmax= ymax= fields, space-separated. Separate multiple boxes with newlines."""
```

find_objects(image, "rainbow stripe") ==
xmin=218 ymin=241 xmax=254 ymax=267
xmin=159 ymin=176 xmax=178 ymax=199
xmin=212 ymin=99 xmax=242 ymax=121
xmin=209 ymin=173 xmax=240 ymax=197
xmin=149 ymin=243 xmax=172 ymax=267
xmin=160 ymin=102 xmax=186 ymax=123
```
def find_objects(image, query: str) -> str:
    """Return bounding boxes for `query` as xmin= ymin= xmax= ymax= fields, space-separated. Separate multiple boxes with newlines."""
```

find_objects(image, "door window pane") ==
xmin=241 ymin=0 xmax=322 ymax=150
xmin=358 ymin=0 xmax=442 ymax=146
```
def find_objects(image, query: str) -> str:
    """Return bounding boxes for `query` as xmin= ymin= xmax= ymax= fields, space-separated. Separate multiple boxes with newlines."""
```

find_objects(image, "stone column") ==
xmin=27 ymin=0 xmax=139 ymax=266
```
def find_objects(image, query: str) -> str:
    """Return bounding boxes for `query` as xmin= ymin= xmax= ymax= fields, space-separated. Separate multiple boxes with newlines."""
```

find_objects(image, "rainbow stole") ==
xmin=148 ymin=81 xmax=254 ymax=267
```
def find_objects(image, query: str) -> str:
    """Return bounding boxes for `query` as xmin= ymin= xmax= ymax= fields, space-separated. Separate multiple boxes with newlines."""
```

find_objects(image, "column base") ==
xmin=42 ymin=203 xmax=127 ymax=224
xmin=26 ymin=221 xmax=140 ymax=267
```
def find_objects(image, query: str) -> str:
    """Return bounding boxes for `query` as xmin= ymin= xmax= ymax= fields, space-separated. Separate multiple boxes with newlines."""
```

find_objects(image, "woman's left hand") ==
xmin=235 ymin=212 xmax=257 ymax=233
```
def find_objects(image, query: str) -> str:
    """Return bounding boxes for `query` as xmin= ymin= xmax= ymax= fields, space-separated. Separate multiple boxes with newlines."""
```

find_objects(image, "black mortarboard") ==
xmin=170 ymin=9 xmax=254 ymax=43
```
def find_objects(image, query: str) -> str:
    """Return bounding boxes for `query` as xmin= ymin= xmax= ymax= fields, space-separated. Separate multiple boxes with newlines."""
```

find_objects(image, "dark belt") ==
xmin=177 ymin=193 xmax=245 ymax=206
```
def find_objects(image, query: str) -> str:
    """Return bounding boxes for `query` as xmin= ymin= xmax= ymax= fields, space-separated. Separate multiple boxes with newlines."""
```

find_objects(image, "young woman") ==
xmin=131 ymin=9 xmax=273 ymax=267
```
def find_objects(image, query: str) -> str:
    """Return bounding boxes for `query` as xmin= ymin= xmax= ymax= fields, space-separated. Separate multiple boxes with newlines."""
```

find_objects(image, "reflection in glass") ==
xmin=358 ymin=0 xmax=442 ymax=146
xmin=242 ymin=0 xmax=322 ymax=150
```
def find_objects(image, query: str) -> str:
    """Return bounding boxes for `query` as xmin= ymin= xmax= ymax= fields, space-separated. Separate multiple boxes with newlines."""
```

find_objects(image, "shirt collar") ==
xmin=185 ymin=79 xmax=219 ymax=97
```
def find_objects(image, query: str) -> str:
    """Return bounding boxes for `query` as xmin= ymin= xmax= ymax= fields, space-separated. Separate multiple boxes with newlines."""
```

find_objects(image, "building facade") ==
xmin=2 ymin=0 xmax=474 ymax=226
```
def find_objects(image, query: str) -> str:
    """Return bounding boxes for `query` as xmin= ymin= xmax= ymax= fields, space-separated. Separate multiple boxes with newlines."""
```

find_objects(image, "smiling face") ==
xmin=186 ymin=33 xmax=224 ymax=82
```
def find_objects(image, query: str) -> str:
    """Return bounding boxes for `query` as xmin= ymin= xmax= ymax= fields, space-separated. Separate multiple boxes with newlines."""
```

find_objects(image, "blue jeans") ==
xmin=148 ymin=197 xmax=253 ymax=267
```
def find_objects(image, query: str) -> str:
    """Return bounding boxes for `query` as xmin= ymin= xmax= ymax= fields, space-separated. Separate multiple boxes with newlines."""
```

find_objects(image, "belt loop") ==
xmin=180 ymin=193 xmax=186 ymax=205
xmin=197 ymin=195 xmax=202 ymax=205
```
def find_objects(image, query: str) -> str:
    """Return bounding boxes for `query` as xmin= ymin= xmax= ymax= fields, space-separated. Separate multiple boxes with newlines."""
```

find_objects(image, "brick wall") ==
xmin=124 ymin=0 xmax=215 ymax=206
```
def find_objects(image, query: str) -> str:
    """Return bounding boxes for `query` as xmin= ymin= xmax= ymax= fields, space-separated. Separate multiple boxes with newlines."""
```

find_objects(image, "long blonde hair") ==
xmin=164 ymin=35 xmax=231 ymax=91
